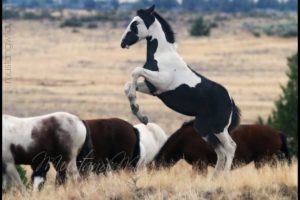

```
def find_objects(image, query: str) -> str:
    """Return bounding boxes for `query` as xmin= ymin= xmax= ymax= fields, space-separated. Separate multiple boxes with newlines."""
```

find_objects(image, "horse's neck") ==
xmin=147 ymin=22 xmax=187 ymax=70
xmin=147 ymin=21 xmax=177 ymax=57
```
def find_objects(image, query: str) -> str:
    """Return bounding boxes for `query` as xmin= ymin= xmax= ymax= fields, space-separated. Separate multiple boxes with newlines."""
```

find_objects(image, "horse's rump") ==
xmin=81 ymin=118 xmax=139 ymax=171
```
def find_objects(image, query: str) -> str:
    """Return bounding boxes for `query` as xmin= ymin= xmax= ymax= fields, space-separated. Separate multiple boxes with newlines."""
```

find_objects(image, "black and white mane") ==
xmin=152 ymin=12 xmax=175 ymax=43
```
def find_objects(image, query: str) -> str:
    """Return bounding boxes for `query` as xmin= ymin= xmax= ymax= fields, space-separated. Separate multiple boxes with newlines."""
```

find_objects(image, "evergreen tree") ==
xmin=189 ymin=16 xmax=211 ymax=36
xmin=259 ymin=53 xmax=298 ymax=156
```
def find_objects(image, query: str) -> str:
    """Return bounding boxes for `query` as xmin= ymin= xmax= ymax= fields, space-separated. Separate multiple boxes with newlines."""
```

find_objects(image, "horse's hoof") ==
xmin=131 ymin=104 xmax=139 ymax=114
xmin=141 ymin=116 xmax=148 ymax=125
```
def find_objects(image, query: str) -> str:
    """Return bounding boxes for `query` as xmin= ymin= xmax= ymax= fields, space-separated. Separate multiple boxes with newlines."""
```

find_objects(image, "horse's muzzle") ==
xmin=121 ymin=41 xmax=128 ymax=49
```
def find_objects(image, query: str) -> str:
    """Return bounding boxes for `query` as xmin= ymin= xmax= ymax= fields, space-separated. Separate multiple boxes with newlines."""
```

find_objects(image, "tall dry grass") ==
xmin=3 ymin=160 xmax=297 ymax=200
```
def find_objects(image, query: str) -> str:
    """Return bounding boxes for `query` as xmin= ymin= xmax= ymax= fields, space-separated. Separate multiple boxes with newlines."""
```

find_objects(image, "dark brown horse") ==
xmin=32 ymin=118 xmax=141 ymax=189
xmin=154 ymin=121 xmax=291 ymax=173
xmin=76 ymin=118 xmax=140 ymax=174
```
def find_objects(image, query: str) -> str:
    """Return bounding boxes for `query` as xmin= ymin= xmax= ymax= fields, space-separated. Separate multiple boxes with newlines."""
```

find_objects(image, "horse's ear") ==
xmin=147 ymin=5 xmax=155 ymax=14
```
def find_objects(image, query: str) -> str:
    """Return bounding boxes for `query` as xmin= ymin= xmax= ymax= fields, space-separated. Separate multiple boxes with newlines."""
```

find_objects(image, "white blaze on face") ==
xmin=33 ymin=176 xmax=45 ymax=192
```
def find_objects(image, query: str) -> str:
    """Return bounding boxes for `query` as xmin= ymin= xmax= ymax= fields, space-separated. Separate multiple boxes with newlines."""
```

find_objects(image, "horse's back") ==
xmin=84 ymin=118 xmax=138 ymax=160
xmin=3 ymin=112 xmax=86 ymax=165
xmin=134 ymin=124 xmax=157 ymax=162
xmin=180 ymin=126 xmax=216 ymax=165
xmin=30 ymin=112 xmax=86 ymax=149
xmin=85 ymin=118 xmax=136 ymax=139
xmin=134 ymin=123 xmax=167 ymax=166
xmin=145 ymin=123 xmax=168 ymax=144
xmin=232 ymin=124 xmax=282 ymax=161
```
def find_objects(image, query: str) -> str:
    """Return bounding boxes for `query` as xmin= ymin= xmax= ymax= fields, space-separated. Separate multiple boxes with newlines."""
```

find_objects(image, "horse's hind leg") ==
xmin=54 ymin=157 xmax=80 ymax=185
xmin=5 ymin=162 xmax=25 ymax=192
xmin=52 ymin=158 xmax=67 ymax=185
xmin=193 ymin=119 xmax=226 ymax=178
xmin=215 ymin=129 xmax=237 ymax=172
xmin=213 ymin=145 xmax=227 ymax=175
xmin=66 ymin=157 xmax=80 ymax=181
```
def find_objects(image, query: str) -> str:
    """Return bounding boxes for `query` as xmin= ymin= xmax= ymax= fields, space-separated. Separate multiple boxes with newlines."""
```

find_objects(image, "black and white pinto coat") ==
xmin=120 ymin=5 xmax=241 ymax=178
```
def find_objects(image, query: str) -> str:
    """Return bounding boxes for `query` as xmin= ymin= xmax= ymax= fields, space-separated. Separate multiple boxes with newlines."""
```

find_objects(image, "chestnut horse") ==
xmin=154 ymin=121 xmax=291 ymax=173
xmin=76 ymin=118 xmax=140 ymax=175
xmin=3 ymin=112 xmax=87 ymax=192
xmin=31 ymin=118 xmax=167 ymax=190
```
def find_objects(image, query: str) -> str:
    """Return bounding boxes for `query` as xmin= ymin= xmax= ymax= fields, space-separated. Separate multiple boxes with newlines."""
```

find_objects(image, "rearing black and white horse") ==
xmin=120 ymin=5 xmax=241 ymax=177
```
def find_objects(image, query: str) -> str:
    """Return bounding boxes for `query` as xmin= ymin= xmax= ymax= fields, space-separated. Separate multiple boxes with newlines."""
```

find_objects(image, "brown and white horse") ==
xmin=154 ymin=121 xmax=291 ymax=174
xmin=134 ymin=123 xmax=168 ymax=167
xmin=2 ymin=112 xmax=87 ymax=192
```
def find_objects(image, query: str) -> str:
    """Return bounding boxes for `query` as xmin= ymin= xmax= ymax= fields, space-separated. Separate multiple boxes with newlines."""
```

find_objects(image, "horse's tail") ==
xmin=131 ymin=127 xmax=141 ymax=168
xmin=181 ymin=119 xmax=195 ymax=128
xmin=228 ymin=99 xmax=241 ymax=133
xmin=279 ymin=132 xmax=292 ymax=165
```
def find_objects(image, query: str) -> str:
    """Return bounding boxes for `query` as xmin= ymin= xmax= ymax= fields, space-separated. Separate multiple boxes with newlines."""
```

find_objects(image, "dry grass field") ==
xmin=2 ymin=11 xmax=298 ymax=199
xmin=2 ymin=161 xmax=298 ymax=200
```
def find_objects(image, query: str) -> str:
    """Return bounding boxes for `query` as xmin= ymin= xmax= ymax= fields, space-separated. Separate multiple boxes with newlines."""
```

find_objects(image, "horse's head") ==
xmin=120 ymin=5 xmax=156 ymax=49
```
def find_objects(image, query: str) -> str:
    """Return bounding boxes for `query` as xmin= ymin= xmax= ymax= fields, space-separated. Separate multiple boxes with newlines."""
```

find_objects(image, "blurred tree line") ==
xmin=3 ymin=0 xmax=298 ymax=12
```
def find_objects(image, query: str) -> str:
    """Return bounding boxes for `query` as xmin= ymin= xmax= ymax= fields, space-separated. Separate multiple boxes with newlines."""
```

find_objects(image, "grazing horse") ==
xmin=31 ymin=119 xmax=167 ymax=189
xmin=120 ymin=5 xmax=241 ymax=177
xmin=134 ymin=123 xmax=168 ymax=167
xmin=2 ymin=112 xmax=87 ymax=191
xmin=154 ymin=121 xmax=291 ymax=173
xmin=76 ymin=118 xmax=141 ymax=175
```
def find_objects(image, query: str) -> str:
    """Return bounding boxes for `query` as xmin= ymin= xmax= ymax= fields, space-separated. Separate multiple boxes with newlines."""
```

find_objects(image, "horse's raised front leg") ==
xmin=131 ymin=67 xmax=171 ymax=89
xmin=124 ymin=81 xmax=150 ymax=124
xmin=126 ymin=67 xmax=171 ymax=124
